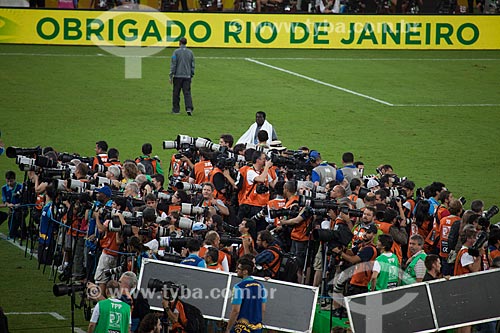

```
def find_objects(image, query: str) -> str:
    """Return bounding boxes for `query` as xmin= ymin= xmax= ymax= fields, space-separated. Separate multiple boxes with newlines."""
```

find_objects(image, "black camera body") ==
xmin=468 ymin=231 xmax=488 ymax=257
xmin=6 ymin=146 xmax=43 ymax=158
xmin=220 ymin=235 xmax=243 ymax=246
xmin=158 ymin=252 xmax=185 ymax=264
xmin=147 ymin=278 xmax=185 ymax=301
xmin=269 ymin=207 xmax=300 ymax=219
xmin=312 ymin=227 xmax=353 ymax=249
xmin=215 ymin=152 xmax=235 ymax=171
xmin=222 ymin=222 xmax=240 ymax=236
xmin=158 ymin=236 xmax=189 ymax=252
xmin=477 ymin=205 xmax=500 ymax=230
xmin=299 ymin=195 xmax=363 ymax=218
xmin=256 ymin=183 xmax=269 ymax=194
xmin=58 ymin=152 xmax=93 ymax=165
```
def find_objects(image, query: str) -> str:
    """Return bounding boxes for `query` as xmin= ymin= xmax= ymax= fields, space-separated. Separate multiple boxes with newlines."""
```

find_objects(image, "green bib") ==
xmin=94 ymin=299 xmax=130 ymax=333
xmin=371 ymin=253 xmax=400 ymax=291
xmin=402 ymin=252 xmax=427 ymax=285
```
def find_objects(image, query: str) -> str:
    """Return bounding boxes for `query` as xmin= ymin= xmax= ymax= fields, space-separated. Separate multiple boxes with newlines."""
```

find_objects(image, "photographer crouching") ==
xmin=254 ymin=230 xmax=282 ymax=279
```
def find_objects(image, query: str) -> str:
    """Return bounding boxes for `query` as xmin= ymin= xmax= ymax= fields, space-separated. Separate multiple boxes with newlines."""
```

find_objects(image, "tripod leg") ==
xmin=301 ymin=244 xmax=309 ymax=284
xmin=320 ymin=244 xmax=330 ymax=299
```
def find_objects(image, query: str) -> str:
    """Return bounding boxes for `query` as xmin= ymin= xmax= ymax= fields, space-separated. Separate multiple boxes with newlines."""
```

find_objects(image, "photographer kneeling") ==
xmin=161 ymin=288 xmax=188 ymax=333
xmin=255 ymin=230 xmax=282 ymax=279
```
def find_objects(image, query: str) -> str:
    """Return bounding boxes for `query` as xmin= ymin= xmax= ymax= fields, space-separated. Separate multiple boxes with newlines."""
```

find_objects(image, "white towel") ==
xmin=236 ymin=120 xmax=274 ymax=146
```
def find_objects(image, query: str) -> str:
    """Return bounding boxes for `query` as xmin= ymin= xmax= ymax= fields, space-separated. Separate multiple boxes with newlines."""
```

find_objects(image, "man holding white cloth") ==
xmin=237 ymin=111 xmax=278 ymax=146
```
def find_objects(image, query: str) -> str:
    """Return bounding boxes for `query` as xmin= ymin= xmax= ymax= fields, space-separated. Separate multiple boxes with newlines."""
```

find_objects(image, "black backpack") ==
xmin=138 ymin=158 xmax=156 ymax=175
xmin=180 ymin=300 xmax=206 ymax=333
xmin=278 ymin=252 xmax=300 ymax=283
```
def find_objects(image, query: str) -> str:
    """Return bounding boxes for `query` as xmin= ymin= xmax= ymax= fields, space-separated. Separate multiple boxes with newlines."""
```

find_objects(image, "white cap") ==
xmin=269 ymin=140 xmax=287 ymax=151
xmin=367 ymin=179 xmax=380 ymax=189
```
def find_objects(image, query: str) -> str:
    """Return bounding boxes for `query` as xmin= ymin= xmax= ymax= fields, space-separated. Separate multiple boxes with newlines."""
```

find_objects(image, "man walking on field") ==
xmin=170 ymin=37 xmax=195 ymax=116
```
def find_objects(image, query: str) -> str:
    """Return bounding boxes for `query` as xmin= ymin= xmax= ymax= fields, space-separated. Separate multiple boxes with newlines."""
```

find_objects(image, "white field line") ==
xmin=245 ymin=57 xmax=394 ymax=106
xmin=393 ymin=103 xmax=500 ymax=107
xmin=5 ymin=312 xmax=66 ymax=320
xmin=1 ymin=234 xmax=88 ymax=332
xmin=0 ymin=52 xmax=500 ymax=61
xmin=0 ymin=233 xmax=39 ymax=259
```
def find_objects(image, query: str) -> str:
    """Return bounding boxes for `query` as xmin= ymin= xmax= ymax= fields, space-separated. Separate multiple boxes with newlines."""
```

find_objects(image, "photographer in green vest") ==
xmin=402 ymin=234 xmax=427 ymax=285
xmin=370 ymin=234 xmax=400 ymax=291
xmin=88 ymin=280 xmax=131 ymax=333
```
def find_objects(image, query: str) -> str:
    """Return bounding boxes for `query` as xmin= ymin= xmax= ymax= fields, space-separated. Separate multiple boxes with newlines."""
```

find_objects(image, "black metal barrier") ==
xmin=345 ymin=269 xmax=500 ymax=333
xmin=137 ymin=258 xmax=318 ymax=332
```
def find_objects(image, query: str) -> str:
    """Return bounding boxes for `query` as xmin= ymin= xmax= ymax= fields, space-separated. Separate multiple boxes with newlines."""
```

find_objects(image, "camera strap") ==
xmin=246 ymin=183 xmax=257 ymax=199
xmin=244 ymin=168 xmax=259 ymax=199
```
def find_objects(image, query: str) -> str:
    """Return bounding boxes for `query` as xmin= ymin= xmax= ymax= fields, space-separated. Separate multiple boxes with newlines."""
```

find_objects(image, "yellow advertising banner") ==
xmin=1 ymin=8 xmax=499 ymax=49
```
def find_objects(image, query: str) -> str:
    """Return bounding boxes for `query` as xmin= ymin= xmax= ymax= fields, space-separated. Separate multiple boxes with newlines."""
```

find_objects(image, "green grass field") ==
xmin=0 ymin=235 xmax=90 ymax=332
xmin=1 ymin=44 xmax=500 ymax=331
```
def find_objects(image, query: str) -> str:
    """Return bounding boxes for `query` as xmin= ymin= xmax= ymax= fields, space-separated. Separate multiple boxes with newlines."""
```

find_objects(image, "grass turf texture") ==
xmin=1 ymin=44 xmax=500 ymax=332
xmin=1 ymin=44 xmax=500 ymax=205
xmin=0 ymin=234 xmax=90 ymax=332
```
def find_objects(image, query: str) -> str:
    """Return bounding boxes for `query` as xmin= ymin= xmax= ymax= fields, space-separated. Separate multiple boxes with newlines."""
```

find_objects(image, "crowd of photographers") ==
xmin=2 ymin=134 xmax=500 ymax=332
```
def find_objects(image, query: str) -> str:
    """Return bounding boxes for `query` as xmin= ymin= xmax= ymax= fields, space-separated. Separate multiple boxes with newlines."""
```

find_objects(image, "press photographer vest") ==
xmin=193 ymin=160 xmax=213 ymax=184
xmin=94 ymin=299 xmax=130 ymax=333
xmin=267 ymin=197 xmax=286 ymax=227
xmin=439 ymin=215 xmax=461 ymax=258
xmin=402 ymin=251 xmax=427 ymax=285
xmin=239 ymin=166 xmax=270 ymax=207
xmin=261 ymin=245 xmax=282 ymax=278
xmin=375 ymin=221 xmax=403 ymax=264
xmin=237 ymin=165 xmax=251 ymax=205
xmin=350 ymin=243 xmax=377 ymax=287
xmin=371 ymin=252 xmax=400 ymax=290
xmin=101 ymin=231 xmax=119 ymax=257
xmin=312 ymin=164 xmax=336 ymax=187
xmin=340 ymin=166 xmax=362 ymax=195
xmin=170 ymin=155 xmax=190 ymax=180
xmin=286 ymin=196 xmax=310 ymax=242
xmin=454 ymin=247 xmax=472 ymax=276
xmin=134 ymin=156 xmax=160 ymax=176
xmin=92 ymin=154 xmax=109 ymax=169
xmin=208 ymin=167 xmax=227 ymax=203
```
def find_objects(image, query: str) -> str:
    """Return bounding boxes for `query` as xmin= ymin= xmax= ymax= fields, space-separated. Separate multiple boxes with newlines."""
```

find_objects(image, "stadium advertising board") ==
xmin=1 ymin=9 xmax=499 ymax=49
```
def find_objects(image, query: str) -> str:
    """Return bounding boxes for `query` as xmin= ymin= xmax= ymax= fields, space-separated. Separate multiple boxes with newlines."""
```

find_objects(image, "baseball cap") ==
xmin=192 ymin=222 xmax=207 ymax=231
xmin=97 ymin=185 xmax=112 ymax=198
xmin=365 ymin=223 xmax=378 ymax=234
xmin=367 ymin=179 xmax=379 ymax=189
xmin=306 ymin=150 xmax=320 ymax=163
